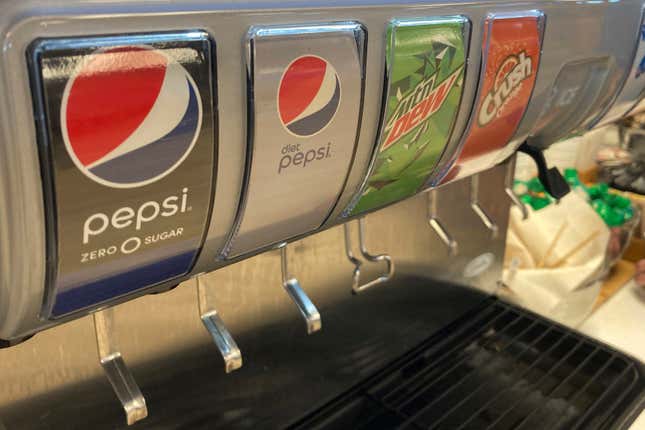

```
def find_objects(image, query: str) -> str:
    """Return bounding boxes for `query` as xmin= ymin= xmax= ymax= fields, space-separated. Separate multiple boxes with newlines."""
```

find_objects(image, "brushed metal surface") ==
xmin=0 ymin=162 xmax=509 ymax=428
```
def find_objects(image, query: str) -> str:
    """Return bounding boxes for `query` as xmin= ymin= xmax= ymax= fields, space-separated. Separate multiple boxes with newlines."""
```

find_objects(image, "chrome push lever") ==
xmin=93 ymin=308 xmax=147 ymax=426
xmin=506 ymin=186 xmax=529 ymax=220
xmin=427 ymin=189 xmax=458 ymax=256
xmin=196 ymin=276 xmax=242 ymax=373
xmin=504 ymin=157 xmax=529 ymax=220
xmin=343 ymin=217 xmax=394 ymax=294
xmin=470 ymin=174 xmax=499 ymax=239
xmin=278 ymin=243 xmax=321 ymax=334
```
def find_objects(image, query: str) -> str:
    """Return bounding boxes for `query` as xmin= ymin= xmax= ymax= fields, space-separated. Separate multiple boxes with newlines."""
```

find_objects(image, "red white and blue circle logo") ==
xmin=61 ymin=46 xmax=202 ymax=188
xmin=278 ymin=55 xmax=341 ymax=137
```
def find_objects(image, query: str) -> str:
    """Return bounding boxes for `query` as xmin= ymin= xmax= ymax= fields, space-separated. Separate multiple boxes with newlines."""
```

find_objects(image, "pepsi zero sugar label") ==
xmin=222 ymin=23 xmax=365 ymax=258
xmin=346 ymin=17 xmax=468 ymax=216
xmin=29 ymin=32 xmax=216 ymax=317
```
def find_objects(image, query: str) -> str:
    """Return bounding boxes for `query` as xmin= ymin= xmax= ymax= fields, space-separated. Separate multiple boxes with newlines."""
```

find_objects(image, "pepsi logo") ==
xmin=278 ymin=55 xmax=341 ymax=137
xmin=61 ymin=46 xmax=202 ymax=188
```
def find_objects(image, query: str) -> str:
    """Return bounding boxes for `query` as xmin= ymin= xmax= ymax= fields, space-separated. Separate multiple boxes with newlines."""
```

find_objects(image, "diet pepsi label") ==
xmin=223 ymin=23 xmax=364 ymax=257
xmin=30 ymin=32 xmax=216 ymax=316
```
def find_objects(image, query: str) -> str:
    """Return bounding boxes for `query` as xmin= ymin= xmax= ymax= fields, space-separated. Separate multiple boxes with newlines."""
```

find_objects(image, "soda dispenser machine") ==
xmin=0 ymin=0 xmax=643 ymax=428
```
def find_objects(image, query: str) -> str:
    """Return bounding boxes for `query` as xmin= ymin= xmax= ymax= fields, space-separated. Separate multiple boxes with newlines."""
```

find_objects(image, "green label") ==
xmin=349 ymin=17 xmax=467 ymax=215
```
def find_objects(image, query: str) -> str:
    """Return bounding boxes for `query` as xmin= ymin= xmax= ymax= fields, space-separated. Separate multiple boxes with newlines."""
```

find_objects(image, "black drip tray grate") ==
xmin=290 ymin=298 xmax=645 ymax=430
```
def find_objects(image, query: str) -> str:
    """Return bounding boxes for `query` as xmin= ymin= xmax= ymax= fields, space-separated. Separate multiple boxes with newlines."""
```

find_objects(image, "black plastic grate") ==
xmin=290 ymin=298 xmax=645 ymax=430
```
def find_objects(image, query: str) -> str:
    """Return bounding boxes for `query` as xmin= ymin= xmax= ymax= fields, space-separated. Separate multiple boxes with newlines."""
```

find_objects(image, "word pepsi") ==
xmin=478 ymin=51 xmax=532 ymax=126
xmin=83 ymin=188 xmax=189 ymax=244
xmin=278 ymin=142 xmax=332 ymax=173
xmin=382 ymin=67 xmax=462 ymax=150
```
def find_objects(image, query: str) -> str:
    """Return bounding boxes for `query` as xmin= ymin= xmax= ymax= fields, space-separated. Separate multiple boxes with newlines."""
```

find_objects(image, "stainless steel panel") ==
xmin=0 ymin=161 xmax=511 ymax=429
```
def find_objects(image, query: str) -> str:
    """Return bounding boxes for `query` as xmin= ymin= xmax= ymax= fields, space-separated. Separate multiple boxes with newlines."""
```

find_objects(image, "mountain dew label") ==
xmin=347 ymin=17 xmax=468 ymax=216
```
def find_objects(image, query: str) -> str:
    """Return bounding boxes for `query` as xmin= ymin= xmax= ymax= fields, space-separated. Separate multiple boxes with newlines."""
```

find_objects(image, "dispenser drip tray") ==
xmin=290 ymin=298 xmax=644 ymax=430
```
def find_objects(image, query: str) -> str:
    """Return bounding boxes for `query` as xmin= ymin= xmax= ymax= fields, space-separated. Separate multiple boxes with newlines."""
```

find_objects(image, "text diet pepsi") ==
xmin=29 ymin=32 xmax=216 ymax=317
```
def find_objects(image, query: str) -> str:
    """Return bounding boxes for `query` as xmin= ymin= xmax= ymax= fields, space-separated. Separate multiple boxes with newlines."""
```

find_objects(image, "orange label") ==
xmin=445 ymin=14 xmax=541 ymax=182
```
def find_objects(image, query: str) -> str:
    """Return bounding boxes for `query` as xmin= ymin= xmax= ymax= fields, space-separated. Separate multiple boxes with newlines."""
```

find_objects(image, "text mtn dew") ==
xmin=349 ymin=17 xmax=467 ymax=215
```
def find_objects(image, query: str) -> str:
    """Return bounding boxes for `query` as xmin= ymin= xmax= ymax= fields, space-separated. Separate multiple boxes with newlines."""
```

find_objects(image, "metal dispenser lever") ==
xmin=343 ymin=217 xmax=394 ymax=294
xmin=278 ymin=243 xmax=321 ymax=334
xmin=504 ymin=158 xmax=529 ymax=220
xmin=427 ymin=189 xmax=458 ymax=256
xmin=470 ymin=174 xmax=499 ymax=238
xmin=93 ymin=308 xmax=147 ymax=426
xmin=196 ymin=276 xmax=242 ymax=373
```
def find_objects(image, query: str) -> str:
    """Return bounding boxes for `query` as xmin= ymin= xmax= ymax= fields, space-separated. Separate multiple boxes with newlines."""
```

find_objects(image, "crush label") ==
xmin=440 ymin=13 xmax=542 ymax=184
